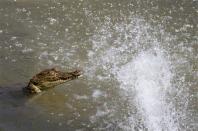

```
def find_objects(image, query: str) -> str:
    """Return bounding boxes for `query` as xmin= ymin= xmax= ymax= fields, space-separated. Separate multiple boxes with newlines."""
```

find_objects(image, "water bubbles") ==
xmin=53 ymin=55 xmax=58 ymax=61
xmin=92 ymin=89 xmax=103 ymax=99
xmin=48 ymin=18 xmax=57 ymax=25
xmin=11 ymin=36 xmax=17 ymax=40
xmin=65 ymin=103 xmax=75 ymax=110
xmin=16 ymin=8 xmax=27 ymax=13
xmin=22 ymin=48 xmax=33 ymax=53
xmin=57 ymin=113 xmax=64 ymax=117
xmin=73 ymin=94 xmax=89 ymax=100
xmin=95 ymin=108 xmax=109 ymax=117
xmin=65 ymin=28 xmax=69 ymax=32
xmin=15 ymin=43 xmax=22 ymax=48
xmin=58 ymin=122 xmax=62 ymax=126
xmin=37 ymin=42 xmax=47 ymax=47
xmin=67 ymin=120 xmax=74 ymax=125
xmin=50 ymin=112 xmax=55 ymax=115
xmin=47 ymin=60 xmax=53 ymax=65
xmin=4 ymin=56 xmax=8 ymax=60
xmin=11 ymin=59 xmax=16 ymax=62
xmin=39 ymin=51 xmax=48 ymax=59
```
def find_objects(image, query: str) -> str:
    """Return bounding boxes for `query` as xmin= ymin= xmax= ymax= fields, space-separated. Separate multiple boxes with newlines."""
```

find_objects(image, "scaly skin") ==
xmin=23 ymin=68 xmax=82 ymax=94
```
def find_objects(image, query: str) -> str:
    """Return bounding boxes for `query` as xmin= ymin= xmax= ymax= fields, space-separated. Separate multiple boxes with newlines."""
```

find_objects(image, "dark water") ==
xmin=0 ymin=0 xmax=197 ymax=131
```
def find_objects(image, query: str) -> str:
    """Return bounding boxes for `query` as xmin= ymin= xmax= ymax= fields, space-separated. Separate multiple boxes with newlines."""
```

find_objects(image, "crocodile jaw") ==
xmin=24 ymin=79 xmax=72 ymax=94
xmin=23 ymin=83 xmax=42 ymax=94
xmin=41 ymin=79 xmax=72 ymax=88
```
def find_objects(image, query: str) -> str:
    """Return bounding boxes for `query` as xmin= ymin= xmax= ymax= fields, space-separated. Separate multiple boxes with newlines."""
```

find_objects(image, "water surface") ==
xmin=0 ymin=0 xmax=197 ymax=131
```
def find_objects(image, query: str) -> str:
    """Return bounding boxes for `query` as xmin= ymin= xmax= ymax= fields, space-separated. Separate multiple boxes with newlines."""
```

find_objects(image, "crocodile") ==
xmin=23 ymin=68 xmax=82 ymax=94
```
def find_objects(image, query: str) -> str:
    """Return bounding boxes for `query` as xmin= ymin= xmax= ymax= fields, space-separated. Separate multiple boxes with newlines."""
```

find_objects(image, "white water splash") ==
xmin=85 ymin=16 xmax=189 ymax=130
xmin=116 ymin=49 xmax=178 ymax=131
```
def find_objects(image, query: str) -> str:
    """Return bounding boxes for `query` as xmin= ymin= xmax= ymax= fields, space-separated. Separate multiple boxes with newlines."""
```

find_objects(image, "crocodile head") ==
xmin=24 ymin=68 xmax=82 ymax=94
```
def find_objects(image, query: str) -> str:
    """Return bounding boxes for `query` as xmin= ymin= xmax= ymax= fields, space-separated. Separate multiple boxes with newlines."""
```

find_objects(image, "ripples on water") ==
xmin=0 ymin=0 xmax=197 ymax=131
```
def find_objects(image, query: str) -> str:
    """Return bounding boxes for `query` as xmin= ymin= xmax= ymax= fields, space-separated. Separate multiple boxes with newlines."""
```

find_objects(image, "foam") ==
xmin=116 ymin=49 xmax=178 ymax=131
xmin=85 ymin=16 xmax=189 ymax=130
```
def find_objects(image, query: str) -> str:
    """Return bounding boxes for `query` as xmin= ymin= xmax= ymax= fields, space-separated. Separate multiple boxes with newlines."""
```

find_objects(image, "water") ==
xmin=0 ymin=0 xmax=197 ymax=131
xmin=116 ymin=50 xmax=179 ymax=130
